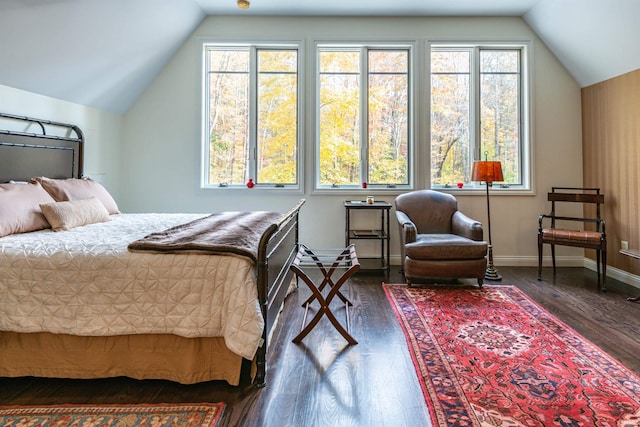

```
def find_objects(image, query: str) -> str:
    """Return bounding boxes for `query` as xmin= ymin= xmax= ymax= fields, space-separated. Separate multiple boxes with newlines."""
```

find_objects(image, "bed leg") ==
xmin=254 ymin=371 xmax=266 ymax=388
xmin=253 ymin=348 xmax=267 ymax=388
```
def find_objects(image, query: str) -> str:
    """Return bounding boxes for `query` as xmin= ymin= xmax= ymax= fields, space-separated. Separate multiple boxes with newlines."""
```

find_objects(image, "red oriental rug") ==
xmin=384 ymin=284 xmax=640 ymax=426
xmin=0 ymin=402 xmax=224 ymax=427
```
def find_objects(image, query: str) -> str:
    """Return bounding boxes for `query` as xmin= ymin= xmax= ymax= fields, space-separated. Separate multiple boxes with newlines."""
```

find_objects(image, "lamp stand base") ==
xmin=485 ymin=244 xmax=502 ymax=281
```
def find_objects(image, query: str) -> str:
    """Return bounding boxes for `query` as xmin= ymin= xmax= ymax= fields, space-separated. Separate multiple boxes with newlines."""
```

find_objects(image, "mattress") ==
xmin=0 ymin=213 xmax=265 ymax=360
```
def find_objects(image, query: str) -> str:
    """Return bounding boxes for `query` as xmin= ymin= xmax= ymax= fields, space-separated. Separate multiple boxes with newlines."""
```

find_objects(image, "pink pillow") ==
xmin=34 ymin=177 xmax=120 ymax=215
xmin=0 ymin=182 xmax=56 ymax=237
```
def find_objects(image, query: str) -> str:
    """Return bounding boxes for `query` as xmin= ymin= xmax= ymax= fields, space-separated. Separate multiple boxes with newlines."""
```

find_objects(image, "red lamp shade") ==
xmin=471 ymin=161 xmax=504 ymax=183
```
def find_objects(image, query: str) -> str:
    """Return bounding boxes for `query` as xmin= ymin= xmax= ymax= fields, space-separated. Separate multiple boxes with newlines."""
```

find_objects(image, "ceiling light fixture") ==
xmin=237 ymin=0 xmax=250 ymax=9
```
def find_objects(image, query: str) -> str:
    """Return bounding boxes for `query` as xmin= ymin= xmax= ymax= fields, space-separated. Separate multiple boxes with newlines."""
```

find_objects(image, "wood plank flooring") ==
xmin=1 ymin=267 xmax=640 ymax=427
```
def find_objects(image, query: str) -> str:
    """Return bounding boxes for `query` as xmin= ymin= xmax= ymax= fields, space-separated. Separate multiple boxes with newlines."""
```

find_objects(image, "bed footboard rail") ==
xmin=254 ymin=198 xmax=305 ymax=387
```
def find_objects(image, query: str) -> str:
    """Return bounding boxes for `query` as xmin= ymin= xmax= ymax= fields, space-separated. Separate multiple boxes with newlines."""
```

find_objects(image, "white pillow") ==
xmin=40 ymin=197 xmax=111 ymax=231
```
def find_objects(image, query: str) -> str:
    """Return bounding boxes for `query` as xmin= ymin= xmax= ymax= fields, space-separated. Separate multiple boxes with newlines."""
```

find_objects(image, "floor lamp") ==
xmin=471 ymin=157 xmax=504 ymax=281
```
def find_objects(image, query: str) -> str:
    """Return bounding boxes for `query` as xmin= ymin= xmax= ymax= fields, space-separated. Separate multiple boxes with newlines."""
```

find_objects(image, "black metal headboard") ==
xmin=0 ymin=113 xmax=84 ymax=183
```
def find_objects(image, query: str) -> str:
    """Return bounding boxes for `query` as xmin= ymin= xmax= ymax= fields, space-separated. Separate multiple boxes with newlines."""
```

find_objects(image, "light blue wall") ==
xmin=0 ymin=84 xmax=124 ymax=201
xmin=121 ymin=16 xmax=583 ymax=265
xmin=7 ymin=16 xmax=577 ymax=266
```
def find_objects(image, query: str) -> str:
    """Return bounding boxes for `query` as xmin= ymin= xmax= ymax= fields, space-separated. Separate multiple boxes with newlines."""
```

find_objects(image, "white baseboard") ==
xmin=391 ymin=255 xmax=584 ymax=267
xmin=393 ymin=255 xmax=586 ymax=268
xmin=583 ymin=258 xmax=640 ymax=291
xmin=495 ymin=255 xmax=584 ymax=267
xmin=392 ymin=254 xmax=640 ymax=292
xmin=496 ymin=256 xmax=640 ymax=291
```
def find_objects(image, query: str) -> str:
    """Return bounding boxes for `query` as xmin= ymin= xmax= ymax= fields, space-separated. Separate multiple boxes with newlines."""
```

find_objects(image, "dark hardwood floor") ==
xmin=2 ymin=267 xmax=640 ymax=427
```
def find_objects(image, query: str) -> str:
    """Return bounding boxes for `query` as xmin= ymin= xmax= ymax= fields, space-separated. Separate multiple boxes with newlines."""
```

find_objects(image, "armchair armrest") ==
xmin=396 ymin=210 xmax=417 ymax=243
xmin=452 ymin=211 xmax=484 ymax=241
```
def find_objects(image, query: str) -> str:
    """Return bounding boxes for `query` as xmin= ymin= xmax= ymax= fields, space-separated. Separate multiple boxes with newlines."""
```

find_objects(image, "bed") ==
xmin=0 ymin=113 xmax=304 ymax=386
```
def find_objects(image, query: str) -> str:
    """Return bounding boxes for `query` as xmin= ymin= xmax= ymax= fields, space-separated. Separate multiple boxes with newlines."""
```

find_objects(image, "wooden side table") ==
xmin=620 ymin=248 xmax=640 ymax=302
xmin=290 ymin=244 xmax=360 ymax=345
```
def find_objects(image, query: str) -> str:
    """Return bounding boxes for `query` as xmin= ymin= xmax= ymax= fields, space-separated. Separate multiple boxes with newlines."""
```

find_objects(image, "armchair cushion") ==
xmin=541 ymin=228 xmax=602 ymax=244
xmin=406 ymin=234 xmax=488 ymax=260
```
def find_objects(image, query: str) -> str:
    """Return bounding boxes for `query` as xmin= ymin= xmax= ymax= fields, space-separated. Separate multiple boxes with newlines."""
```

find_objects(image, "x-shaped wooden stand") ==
xmin=290 ymin=244 xmax=360 ymax=345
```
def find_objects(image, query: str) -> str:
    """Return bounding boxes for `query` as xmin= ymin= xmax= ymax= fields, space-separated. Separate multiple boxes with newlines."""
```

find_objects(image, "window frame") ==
xmin=200 ymin=41 xmax=304 ymax=190
xmin=428 ymin=41 xmax=532 ymax=193
xmin=313 ymin=41 xmax=415 ymax=193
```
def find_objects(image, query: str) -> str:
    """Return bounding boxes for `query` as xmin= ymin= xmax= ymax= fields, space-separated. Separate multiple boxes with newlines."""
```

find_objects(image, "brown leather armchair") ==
xmin=395 ymin=190 xmax=488 ymax=286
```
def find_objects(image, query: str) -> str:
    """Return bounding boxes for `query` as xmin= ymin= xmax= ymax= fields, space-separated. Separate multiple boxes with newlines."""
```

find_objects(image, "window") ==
xmin=316 ymin=45 xmax=411 ymax=189
xmin=430 ymin=45 xmax=528 ymax=189
xmin=203 ymin=44 xmax=300 ymax=188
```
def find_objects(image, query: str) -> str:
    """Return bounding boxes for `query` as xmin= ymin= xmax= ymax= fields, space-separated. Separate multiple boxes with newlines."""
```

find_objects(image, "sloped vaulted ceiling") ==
xmin=0 ymin=0 xmax=204 ymax=114
xmin=0 ymin=0 xmax=638 ymax=114
xmin=525 ymin=0 xmax=640 ymax=88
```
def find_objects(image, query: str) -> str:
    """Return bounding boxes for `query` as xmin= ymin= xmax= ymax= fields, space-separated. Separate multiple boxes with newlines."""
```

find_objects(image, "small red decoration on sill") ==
xmin=246 ymin=179 xmax=255 ymax=188
xmin=362 ymin=182 xmax=367 ymax=188
xmin=457 ymin=182 xmax=464 ymax=188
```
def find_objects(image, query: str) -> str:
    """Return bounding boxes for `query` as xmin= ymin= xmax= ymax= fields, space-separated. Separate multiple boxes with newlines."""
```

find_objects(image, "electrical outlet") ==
xmin=621 ymin=240 xmax=629 ymax=250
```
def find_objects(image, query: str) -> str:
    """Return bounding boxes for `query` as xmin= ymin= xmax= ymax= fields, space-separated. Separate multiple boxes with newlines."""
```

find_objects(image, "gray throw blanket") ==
xmin=128 ymin=211 xmax=283 ymax=263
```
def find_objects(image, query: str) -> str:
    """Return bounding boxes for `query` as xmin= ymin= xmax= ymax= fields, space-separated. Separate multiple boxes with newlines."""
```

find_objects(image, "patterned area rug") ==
xmin=384 ymin=284 xmax=640 ymax=426
xmin=0 ymin=402 xmax=224 ymax=426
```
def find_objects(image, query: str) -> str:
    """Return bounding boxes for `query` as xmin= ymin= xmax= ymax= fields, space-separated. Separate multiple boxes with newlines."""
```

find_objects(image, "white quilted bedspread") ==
xmin=0 ymin=214 xmax=265 ymax=360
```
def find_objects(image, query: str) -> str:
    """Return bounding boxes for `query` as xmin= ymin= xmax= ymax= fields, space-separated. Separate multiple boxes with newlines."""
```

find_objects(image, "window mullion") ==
xmin=517 ymin=48 xmax=525 ymax=186
xmin=248 ymin=46 xmax=258 ymax=183
xmin=471 ymin=47 xmax=481 ymax=162
xmin=203 ymin=48 xmax=212 ymax=187
xmin=360 ymin=47 xmax=369 ymax=186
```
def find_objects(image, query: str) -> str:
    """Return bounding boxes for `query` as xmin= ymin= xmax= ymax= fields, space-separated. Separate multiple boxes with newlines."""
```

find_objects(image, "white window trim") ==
xmin=426 ymin=39 xmax=534 ymax=195
xmin=312 ymin=40 xmax=417 ymax=194
xmin=199 ymin=39 xmax=305 ymax=191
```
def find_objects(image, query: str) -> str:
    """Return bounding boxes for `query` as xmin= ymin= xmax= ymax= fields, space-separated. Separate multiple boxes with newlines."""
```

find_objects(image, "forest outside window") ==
xmin=316 ymin=45 xmax=411 ymax=190
xmin=202 ymin=44 xmax=300 ymax=189
xmin=430 ymin=44 xmax=529 ymax=190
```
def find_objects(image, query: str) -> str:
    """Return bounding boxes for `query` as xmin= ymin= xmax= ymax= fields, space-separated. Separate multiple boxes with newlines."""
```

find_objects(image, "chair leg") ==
xmin=551 ymin=244 xmax=557 ymax=275
xmin=601 ymin=249 xmax=607 ymax=293
xmin=596 ymin=249 xmax=602 ymax=292
xmin=537 ymin=242 xmax=543 ymax=280
xmin=477 ymin=278 xmax=483 ymax=288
